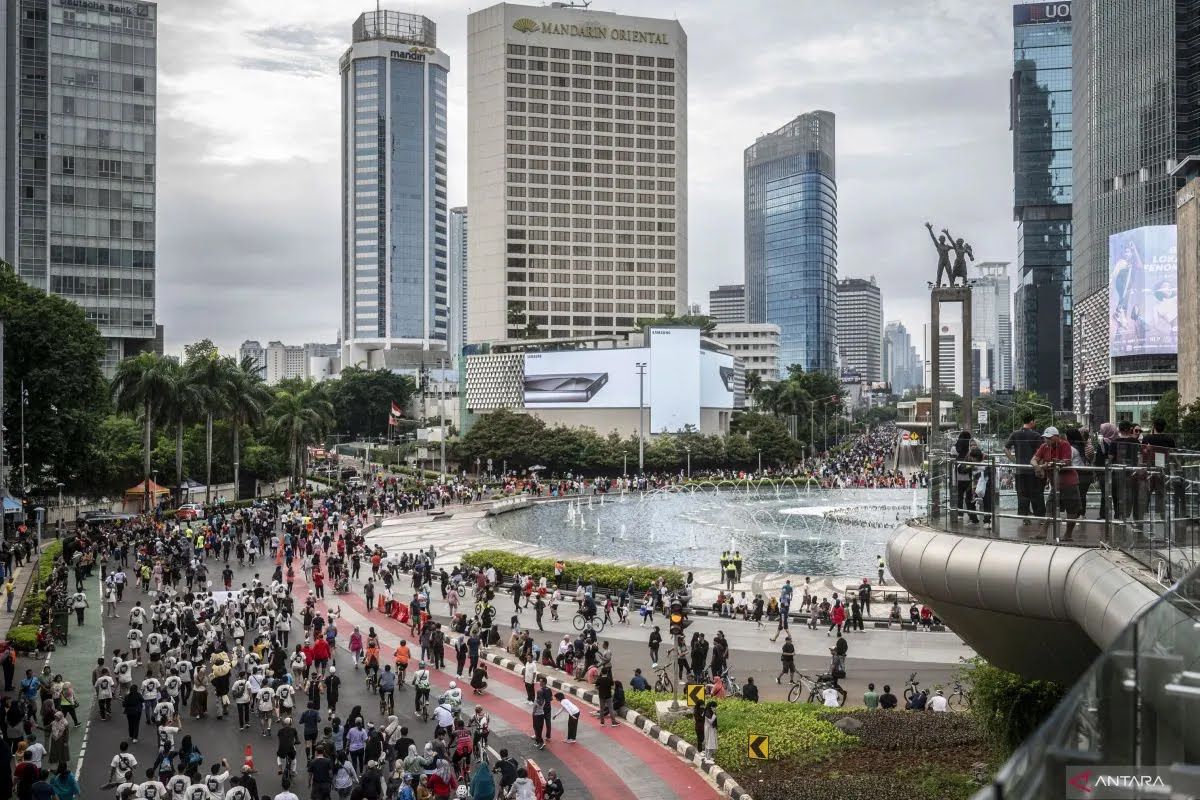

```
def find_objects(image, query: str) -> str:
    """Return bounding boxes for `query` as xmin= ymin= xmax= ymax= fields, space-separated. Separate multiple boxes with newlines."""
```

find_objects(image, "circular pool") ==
xmin=483 ymin=482 xmax=925 ymax=577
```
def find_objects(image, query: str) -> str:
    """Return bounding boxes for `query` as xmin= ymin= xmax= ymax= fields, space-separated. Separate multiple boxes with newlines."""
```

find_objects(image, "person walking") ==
xmin=647 ymin=626 xmax=661 ymax=664
xmin=122 ymin=684 xmax=144 ymax=743
xmin=1005 ymin=413 xmax=1046 ymax=521
xmin=776 ymin=636 xmax=796 ymax=684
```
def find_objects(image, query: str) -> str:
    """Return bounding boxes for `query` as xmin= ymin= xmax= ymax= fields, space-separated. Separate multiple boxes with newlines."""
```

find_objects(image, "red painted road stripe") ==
xmin=295 ymin=569 xmax=718 ymax=799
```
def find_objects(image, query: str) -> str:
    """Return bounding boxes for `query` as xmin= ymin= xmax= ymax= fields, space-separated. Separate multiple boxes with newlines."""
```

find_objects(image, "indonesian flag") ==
xmin=389 ymin=401 xmax=403 ymax=425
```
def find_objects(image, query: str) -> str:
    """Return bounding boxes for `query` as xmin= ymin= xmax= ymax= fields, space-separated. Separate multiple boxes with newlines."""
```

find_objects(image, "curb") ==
xmin=481 ymin=648 xmax=754 ymax=800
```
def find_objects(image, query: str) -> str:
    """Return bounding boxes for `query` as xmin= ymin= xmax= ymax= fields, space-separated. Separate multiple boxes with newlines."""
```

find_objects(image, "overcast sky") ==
xmin=156 ymin=0 xmax=1016 ymax=360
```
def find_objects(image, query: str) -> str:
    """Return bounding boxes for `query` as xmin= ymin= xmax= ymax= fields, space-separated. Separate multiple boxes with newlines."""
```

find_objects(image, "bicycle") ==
xmin=415 ymin=690 xmax=430 ymax=723
xmin=903 ymin=671 xmax=921 ymax=702
xmin=280 ymin=754 xmax=295 ymax=784
xmin=946 ymin=679 xmax=972 ymax=709
xmin=364 ymin=669 xmax=379 ymax=693
xmin=652 ymin=664 xmax=674 ymax=693
xmin=378 ymin=688 xmax=394 ymax=715
xmin=572 ymin=613 xmax=605 ymax=633
xmin=788 ymin=674 xmax=846 ymax=706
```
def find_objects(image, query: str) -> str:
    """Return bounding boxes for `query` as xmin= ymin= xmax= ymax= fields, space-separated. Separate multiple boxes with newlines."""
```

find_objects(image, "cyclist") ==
xmin=581 ymin=593 xmax=598 ymax=624
xmin=377 ymin=665 xmax=396 ymax=713
xmin=411 ymin=660 xmax=432 ymax=716
xmin=433 ymin=698 xmax=455 ymax=741
xmin=276 ymin=717 xmax=299 ymax=779
xmin=451 ymin=719 xmax=473 ymax=779
xmin=468 ymin=705 xmax=490 ymax=756
xmin=439 ymin=680 xmax=463 ymax=716
xmin=393 ymin=640 xmax=410 ymax=686
xmin=363 ymin=642 xmax=381 ymax=688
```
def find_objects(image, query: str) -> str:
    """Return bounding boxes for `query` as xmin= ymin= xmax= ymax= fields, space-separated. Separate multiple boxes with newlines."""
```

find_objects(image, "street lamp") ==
xmin=684 ymin=445 xmax=691 ymax=478
xmin=622 ymin=452 xmax=628 ymax=477
xmin=33 ymin=506 xmax=43 ymax=546
xmin=635 ymin=362 xmax=647 ymax=473
xmin=757 ymin=448 xmax=762 ymax=474
xmin=55 ymin=482 xmax=64 ymax=538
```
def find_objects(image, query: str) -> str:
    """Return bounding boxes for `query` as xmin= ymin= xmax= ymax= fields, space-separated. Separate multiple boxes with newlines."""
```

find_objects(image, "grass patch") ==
xmin=460 ymin=549 xmax=684 ymax=591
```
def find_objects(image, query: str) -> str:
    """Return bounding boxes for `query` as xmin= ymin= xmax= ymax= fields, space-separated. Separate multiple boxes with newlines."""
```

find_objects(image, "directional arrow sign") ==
xmin=748 ymin=734 xmax=769 ymax=760
xmin=684 ymin=683 xmax=706 ymax=707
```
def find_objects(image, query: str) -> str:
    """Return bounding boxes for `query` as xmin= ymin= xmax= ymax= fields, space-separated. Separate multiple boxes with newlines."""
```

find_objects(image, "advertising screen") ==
xmin=523 ymin=348 xmax=643 ymax=408
xmin=700 ymin=348 xmax=736 ymax=408
xmin=1109 ymin=225 xmax=1178 ymax=357
xmin=649 ymin=327 xmax=700 ymax=432
xmin=1013 ymin=2 xmax=1071 ymax=25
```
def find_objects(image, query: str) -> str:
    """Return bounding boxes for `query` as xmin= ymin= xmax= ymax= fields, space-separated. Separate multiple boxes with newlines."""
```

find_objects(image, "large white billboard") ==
xmin=700 ymin=348 xmax=736 ymax=408
xmin=523 ymin=348 xmax=643 ymax=408
xmin=649 ymin=327 xmax=700 ymax=432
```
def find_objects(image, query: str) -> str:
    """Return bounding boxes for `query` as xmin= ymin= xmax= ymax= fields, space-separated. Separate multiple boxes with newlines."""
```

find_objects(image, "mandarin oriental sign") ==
xmin=512 ymin=17 xmax=669 ymax=45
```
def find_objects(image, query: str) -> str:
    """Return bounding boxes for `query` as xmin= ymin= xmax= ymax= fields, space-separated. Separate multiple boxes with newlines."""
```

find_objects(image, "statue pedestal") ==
xmin=929 ymin=286 xmax=974 ymax=438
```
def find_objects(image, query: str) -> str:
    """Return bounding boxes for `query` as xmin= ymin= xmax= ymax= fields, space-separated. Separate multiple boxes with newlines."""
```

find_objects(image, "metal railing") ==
xmin=974 ymin=562 xmax=1200 ymax=800
xmin=925 ymin=451 xmax=1200 ymax=583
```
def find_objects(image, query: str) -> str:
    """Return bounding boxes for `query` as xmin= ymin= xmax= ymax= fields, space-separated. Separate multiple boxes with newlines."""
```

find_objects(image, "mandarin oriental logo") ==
xmin=513 ymin=18 xmax=538 ymax=33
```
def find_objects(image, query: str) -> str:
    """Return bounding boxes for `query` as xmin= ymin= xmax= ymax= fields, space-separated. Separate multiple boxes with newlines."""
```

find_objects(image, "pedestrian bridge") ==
xmin=886 ymin=454 xmax=1198 ymax=682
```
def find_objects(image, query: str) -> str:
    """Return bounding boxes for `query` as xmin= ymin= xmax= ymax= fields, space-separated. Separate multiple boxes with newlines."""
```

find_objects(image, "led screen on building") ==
xmin=1109 ymin=225 xmax=1178 ymax=357
xmin=523 ymin=349 xmax=642 ymax=408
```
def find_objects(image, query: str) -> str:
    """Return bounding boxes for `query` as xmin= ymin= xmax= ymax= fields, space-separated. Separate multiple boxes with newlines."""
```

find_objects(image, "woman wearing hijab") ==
xmin=469 ymin=759 xmax=496 ymax=800
xmin=332 ymin=756 xmax=358 ymax=800
xmin=122 ymin=684 xmax=144 ymax=742
xmin=702 ymin=700 xmax=719 ymax=759
xmin=47 ymin=713 xmax=69 ymax=767
xmin=177 ymin=734 xmax=202 ymax=781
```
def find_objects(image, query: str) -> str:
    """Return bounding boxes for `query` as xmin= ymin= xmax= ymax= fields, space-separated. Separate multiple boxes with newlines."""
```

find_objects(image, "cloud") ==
xmin=156 ymin=0 xmax=1020 ymax=364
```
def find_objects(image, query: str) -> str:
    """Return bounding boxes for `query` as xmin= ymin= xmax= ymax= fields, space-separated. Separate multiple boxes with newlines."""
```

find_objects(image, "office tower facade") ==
xmin=969 ymin=262 xmax=1014 ymax=393
xmin=466 ymin=3 xmax=688 ymax=342
xmin=928 ymin=322 xmax=965 ymax=398
xmin=884 ymin=321 xmax=923 ymax=395
xmin=836 ymin=276 xmax=882 ymax=382
xmin=340 ymin=11 xmax=450 ymax=370
xmin=745 ymin=111 xmax=837 ymax=376
xmin=449 ymin=206 xmax=468 ymax=360
xmin=709 ymin=322 xmax=780 ymax=393
xmin=1072 ymin=0 xmax=1200 ymax=421
xmin=2 ymin=0 xmax=159 ymax=374
xmin=707 ymin=284 xmax=745 ymax=324
xmin=1012 ymin=1 xmax=1073 ymax=408
xmin=239 ymin=340 xmax=266 ymax=374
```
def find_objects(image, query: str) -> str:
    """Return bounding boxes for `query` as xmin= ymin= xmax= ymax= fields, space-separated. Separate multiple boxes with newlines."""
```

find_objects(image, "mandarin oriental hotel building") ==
xmin=340 ymin=11 xmax=450 ymax=370
xmin=467 ymin=3 xmax=687 ymax=343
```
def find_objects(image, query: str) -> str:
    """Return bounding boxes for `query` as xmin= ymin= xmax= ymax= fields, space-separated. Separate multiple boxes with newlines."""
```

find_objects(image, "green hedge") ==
xmin=7 ymin=626 xmax=37 ymax=652
xmin=460 ymin=549 xmax=684 ymax=591
xmin=965 ymin=657 xmax=1064 ymax=755
xmin=7 ymin=541 xmax=64 ymax=648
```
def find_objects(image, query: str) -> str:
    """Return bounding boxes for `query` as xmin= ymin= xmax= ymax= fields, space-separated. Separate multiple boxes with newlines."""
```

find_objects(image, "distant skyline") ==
xmin=155 ymin=0 xmax=1015 ymax=362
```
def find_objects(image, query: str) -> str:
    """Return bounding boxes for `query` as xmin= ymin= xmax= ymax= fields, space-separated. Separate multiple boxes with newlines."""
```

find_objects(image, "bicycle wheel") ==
xmin=807 ymin=688 xmax=821 ymax=704
xmin=949 ymin=693 xmax=971 ymax=710
xmin=787 ymin=683 xmax=802 ymax=703
xmin=590 ymin=617 xmax=606 ymax=633
xmin=572 ymin=614 xmax=585 ymax=632
xmin=660 ymin=672 xmax=673 ymax=693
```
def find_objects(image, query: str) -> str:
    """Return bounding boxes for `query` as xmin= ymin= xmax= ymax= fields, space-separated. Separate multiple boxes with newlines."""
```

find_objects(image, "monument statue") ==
xmin=926 ymin=222 xmax=974 ymax=287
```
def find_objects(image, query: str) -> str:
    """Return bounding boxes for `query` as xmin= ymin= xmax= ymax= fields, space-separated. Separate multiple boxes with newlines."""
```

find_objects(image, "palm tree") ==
xmin=160 ymin=360 xmax=204 ymax=504
xmin=268 ymin=384 xmax=335 ymax=489
xmin=111 ymin=352 xmax=173 ymax=511
xmin=188 ymin=354 xmax=235 ymax=504
xmin=225 ymin=355 xmax=274 ymax=501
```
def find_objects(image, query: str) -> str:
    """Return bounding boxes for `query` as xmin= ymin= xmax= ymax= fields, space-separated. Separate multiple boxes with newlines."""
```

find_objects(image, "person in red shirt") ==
xmin=1032 ymin=426 xmax=1081 ymax=541
xmin=312 ymin=567 xmax=325 ymax=599
xmin=310 ymin=637 xmax=331 ymax=676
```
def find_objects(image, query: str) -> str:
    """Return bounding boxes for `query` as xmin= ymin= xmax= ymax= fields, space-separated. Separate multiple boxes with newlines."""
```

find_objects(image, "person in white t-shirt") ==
xmin=821 ymin=687 xmax=842 ymax=708
xmin=929 ymin=689 xmax=949 ymax=712
xmin=273 ymin=779 xmax=301 ymax=800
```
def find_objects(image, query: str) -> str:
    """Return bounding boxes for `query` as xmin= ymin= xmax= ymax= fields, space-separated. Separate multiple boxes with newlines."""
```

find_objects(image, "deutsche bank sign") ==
xmin=1014 ymin=2 xmax=1072 ymax=24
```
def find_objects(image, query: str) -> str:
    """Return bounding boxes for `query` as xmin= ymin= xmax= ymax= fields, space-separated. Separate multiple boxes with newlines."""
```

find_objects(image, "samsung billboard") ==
xmin=521 ymin=327 xmax=734 ymax=433
xmin=1109 ymin=225 xmax=1178 ymax=358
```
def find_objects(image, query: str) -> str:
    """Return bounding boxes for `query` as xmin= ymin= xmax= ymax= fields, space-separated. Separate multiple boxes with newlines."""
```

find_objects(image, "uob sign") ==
xmin=1014 ymin=2 xmax=1071 ymax=24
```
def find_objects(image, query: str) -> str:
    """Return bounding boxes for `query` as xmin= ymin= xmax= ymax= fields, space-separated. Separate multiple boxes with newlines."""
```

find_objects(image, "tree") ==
xmin=731 ymin=413 xmax=800 ymax=467
xmin=188 ymin=354 xmax=235 ymax=503
xmin=226 ymin=356 xmax=274 ymax=500
xmin=326 ymin=367 xmax=417 ymax=439
xmin=111 ymin=352 xmax=174 ymax=509
xmin=1150 ymin=389 xmax=1180 ymax=433
xmin=456 ymin=409 xmax=547 ymax=470
xmin=159 ymin=359 xmax=204 ymax=501
xmin=268 ymin=384 xmax=335 ymax=488
xmin=183 ymin=338 xmax=218 ymax=364
xmin=0 ymin=263 xmax=108 ymax=495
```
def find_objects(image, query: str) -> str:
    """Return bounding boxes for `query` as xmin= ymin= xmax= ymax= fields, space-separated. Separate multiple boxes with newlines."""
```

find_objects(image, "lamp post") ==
xmin=635 ymin=362 xmax=647 ymax=473
xmin=622 ymin=452 xmax=627 ymax=477
xmin=685 ymin=445 xmax=691 ymax=479
xmin=56 ymin=482 xmax=64 ymax=538
xmin=33 ymin=506 xmax=43 ymax=546
xmin=757 ymin=448 xmax=762 ymax=474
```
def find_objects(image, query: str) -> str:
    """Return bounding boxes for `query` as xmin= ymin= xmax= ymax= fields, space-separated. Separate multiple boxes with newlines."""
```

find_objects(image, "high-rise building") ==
xmin=466 ymin=3 xmax=688 ymax=342
xmin=239 ymin=340 xmax=266 ymax=374
xmin=255 ymin=340 xmax=339 ymax=385
xmin=1012 ymin=1 xmax=1073 ymax=408
xmin=884 ymin=321 xmax=922 ymax=395
xmin=2 ymin=0 xmax=159 ymax=374
xmin=449 ymin=206 xmax=468 ymax=360
xmin=707 ymin=284 xmax=745 ymax=324
xmin=1071 ymin=0 xmax=1200 ymax=421
xmin=927 ymin=322 xmax=965 ymax=398
xmin=970 ymin=262 xmax=1014 ymax=393
xmin=836 ymin=276 xmax=882 ymax=382
xmin=745 ymin=111 xmax=837 ymax=375
xmin=339 ymin=11 xmax=450 ymax=370
xmin=709 ymin=322 xmax=780 ymax=399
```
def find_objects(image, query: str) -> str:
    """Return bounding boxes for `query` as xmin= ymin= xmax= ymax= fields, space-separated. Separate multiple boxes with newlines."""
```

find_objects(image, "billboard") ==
xmin=1013 ymin=2 xmax=1071 ymax=25
xmin=1109 ymin=225 xmax=1178 ymax=357
xmin=649 ymin=327 xmax=700 ymax=432
xmin=700 ymin=348 xmax=736 ymax=409
xmin=524 ymin=348 xmax=642 ymax=408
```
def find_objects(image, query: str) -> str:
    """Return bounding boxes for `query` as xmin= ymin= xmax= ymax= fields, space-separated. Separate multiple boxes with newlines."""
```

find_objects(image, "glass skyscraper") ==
xmin=2 ymin=0 xmax=159 ymax=374
xmin=340 ymin=11 xmax=449 ymax=369
xmin=745 ymin=111 xmax=837 ymax=375
xmin=1012 ymin=2 xmax=1072 ymax=409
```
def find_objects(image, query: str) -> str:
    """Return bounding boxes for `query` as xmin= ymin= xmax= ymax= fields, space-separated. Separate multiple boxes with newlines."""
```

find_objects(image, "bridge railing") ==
xmin=925 ymin=451 xmax=1200 ymax=583
xmin=973 ymin=563 xmax=1200 ymax=800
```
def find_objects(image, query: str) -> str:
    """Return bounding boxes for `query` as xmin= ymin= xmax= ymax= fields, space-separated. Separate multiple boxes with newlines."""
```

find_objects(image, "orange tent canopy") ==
xmin=123 ymin=479 xmax=171 ymax=498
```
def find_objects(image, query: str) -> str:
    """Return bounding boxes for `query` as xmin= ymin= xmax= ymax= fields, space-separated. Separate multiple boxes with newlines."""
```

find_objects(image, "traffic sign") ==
xmin=911 ymin=432 xmax=921 ymax=441
xmin=978 ymin=409 xmax=989 ymax=424
xmin=684 ymin=683 xmax=706 ymax=707
xmin=748 ymin=734 xmax=769 ymax=760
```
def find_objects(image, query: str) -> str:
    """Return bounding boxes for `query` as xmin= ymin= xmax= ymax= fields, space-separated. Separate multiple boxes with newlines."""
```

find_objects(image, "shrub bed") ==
xmin=460 ymin=550 xmax=684 ymax=591
xmin=7 ymin=541 xmax=64 ymax=649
